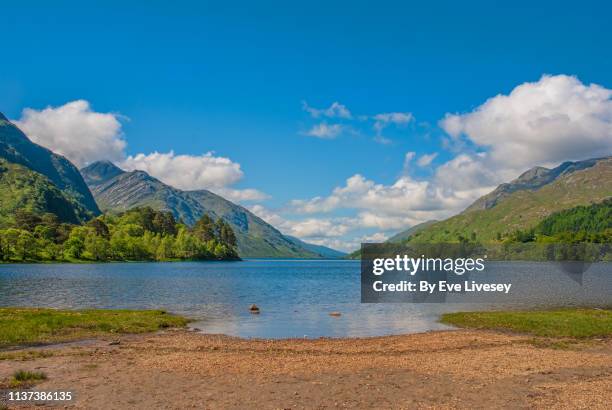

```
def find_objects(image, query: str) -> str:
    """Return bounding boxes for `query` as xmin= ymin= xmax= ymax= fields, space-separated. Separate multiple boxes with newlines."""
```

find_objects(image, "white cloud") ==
xmin=440 ymin=74 xmax=612 ymax=170
xmin=302 ymin=101 xmax=352 ymax=119
xmin=360 ymin=232 xmax=388 ymax=242
xmin=213 ymin=187 xmax=270 ymax=202
xmin=248 ymin=205 xmax=351 ymax=239
xmin=373 ymin=112 xmax=414 ymax=134
xmin=286 ymin=218 xmax=351 ymax=238
xmin=304 ymin=122 xmax=343 ymax=139
xmin=120 ymin=151 xmax=243 ymax=190
xmin=417 ymin=152 xmax=438 ymax=167
xmin=14 ymin=100 xmax=268 ymax=202
xmin=403 ymin=151 xmax=416 ymax=173
xmin=373 ymin=135 xmax=393 ymax=145
xmin=290 ymin=74 xmax=612 ymax=252
xmin=15 ymin=100 xmax=126 ymax=167
xmin=290 ymin=173 xmax=470 ymax=222
xmin=248 ymin=205 xmax=288 ymax=227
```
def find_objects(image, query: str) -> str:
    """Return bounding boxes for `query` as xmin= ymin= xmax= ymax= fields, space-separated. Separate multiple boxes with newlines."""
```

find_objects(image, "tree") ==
xmin=217 ymin=220 xmax=237 ymax=247
xmin=41 ymin=213 xmax=60 ymax=227
xmin=34 ymin=224 xmax=56 ymax=241
xmin=84 ymin=234 xmax=110 ymax=261
xmin=153 ymin=211 xmax=177 ymax=236
xmin=14 ymin=209 xmax=41 ymax=231
xmin=63 ymin=229 xmax=86 ymax=259
xmin=16 ymin=230 xmax=37 ymax=260
xmin=194 ymin=214 xmax=215 ymax=241
xmin=156 ymin=236 xmax=175 ymax=260
xmin=1 ymin=229 xmax=20 ymax=260
xmin=87 ymin=218 xmax=110 ymax=239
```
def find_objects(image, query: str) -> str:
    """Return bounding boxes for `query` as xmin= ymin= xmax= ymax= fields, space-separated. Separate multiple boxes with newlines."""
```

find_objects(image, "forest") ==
xmin=506 ymin=198 xmax=612 ymax=244
xmin=0 ymin=207 xmax=239 ymax=262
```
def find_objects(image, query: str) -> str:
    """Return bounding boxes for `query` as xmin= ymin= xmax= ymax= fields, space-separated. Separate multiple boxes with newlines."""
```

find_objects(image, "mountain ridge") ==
xmin=81 ymin=161 xmax=336 ymax=258
xmin=0 ymin=113 xmax=100 ymax=223
xmin=464 ymin=157 xmax=608 ymax=213
xmin=408 ymin=156 xmax=612 ymax=243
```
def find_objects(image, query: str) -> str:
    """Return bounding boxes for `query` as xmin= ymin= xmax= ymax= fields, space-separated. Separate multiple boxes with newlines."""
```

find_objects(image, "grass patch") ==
xmin=0 ymin=308 xmax=189 ymax=348
xmin=0 ymin=349 xmax=54 ymax=361
xmin=9 ymin=370 xmax=47 ymax=388
xmin=440 ymin=308 xmax=612 ymax=338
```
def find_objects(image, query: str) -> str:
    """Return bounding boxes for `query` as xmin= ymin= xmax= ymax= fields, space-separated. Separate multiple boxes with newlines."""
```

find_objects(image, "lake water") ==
xmin=0 ymin=260 xmax=610 ymax=338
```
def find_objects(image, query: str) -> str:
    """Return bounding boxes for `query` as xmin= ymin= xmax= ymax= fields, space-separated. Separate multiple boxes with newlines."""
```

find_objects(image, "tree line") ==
xmin=0 ymin=207 xmax=239 ymax=262
xmin=506 ymin=199 xmax=612 ymax=244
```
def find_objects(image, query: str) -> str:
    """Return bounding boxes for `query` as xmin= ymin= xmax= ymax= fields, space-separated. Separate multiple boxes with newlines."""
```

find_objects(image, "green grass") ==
xmin=440 ymin=308 xmax=612 ymax=338
xmin=0 ymin=308 xmax=189 ymax=348
xmin=9 ymin=370 xmax=47 ymax=388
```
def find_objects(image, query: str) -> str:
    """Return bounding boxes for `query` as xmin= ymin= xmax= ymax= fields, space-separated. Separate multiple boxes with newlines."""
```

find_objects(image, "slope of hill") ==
xmin=81 ymin=161 xmax=327 ymax=258
xmin=410 ymin=157 xmax=612 ymax=243
xmin=387 ymin=220 xmax=437 ymax=243
xmin=0 ymin=113 xmax=100 ymax=218
xmin=285 ymin=236 xmax=347 ymax=259
xmin=0 ymin=159 xmax=93 ymax=226
xmin=534 ymin=198 xmax=612 ymax=239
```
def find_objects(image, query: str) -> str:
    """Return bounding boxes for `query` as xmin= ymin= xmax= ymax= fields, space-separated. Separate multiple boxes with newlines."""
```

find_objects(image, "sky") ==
xmin=2 ymin=0 xmax=612 ymax=251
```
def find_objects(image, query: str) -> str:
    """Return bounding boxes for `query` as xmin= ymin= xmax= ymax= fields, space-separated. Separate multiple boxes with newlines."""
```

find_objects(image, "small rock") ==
xmin=249 ymin=304 xmax=260 ymax=313
xmin=329 ymin=312 xmax=341 ymax=317
xmin=109 ymin=340 xmax=121 ymax=346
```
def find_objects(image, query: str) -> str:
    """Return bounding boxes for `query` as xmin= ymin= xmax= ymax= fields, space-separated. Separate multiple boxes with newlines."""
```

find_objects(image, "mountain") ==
xmin=465 ymin=157 xmax=607 ymax=212
xmin=0 ymin=113 xmax=100 ymax=223
xmin=386 ymin=220 xmax=437 ymax=243
xmin=0 ymin=159 xmax=94 ymax=226
xmin=81 ymin=161 xmax=329 ymax=258
xmin=285 ymin=236 xmax=347 ymax=258
xmin=409 ymin=156 xmax=612 ymax=243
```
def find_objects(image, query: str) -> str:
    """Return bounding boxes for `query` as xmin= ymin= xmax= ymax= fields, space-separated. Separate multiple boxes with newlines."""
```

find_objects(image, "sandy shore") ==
xmin=1 ymin=329 xmax=611 ymax=409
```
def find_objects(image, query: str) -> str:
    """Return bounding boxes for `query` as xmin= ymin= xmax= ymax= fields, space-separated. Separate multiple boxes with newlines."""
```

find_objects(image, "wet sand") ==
xmin=1 ymin=329 xmax=611 ymax=409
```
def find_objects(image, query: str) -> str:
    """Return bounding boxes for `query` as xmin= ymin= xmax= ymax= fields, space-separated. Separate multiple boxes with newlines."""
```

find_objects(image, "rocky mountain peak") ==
xmin=81 ymin=160 xmax=125 ymax=186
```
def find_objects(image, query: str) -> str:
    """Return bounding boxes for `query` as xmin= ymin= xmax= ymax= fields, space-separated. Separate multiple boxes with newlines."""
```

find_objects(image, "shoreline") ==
xmin=2 ymin=328 xmax=610 ymax=409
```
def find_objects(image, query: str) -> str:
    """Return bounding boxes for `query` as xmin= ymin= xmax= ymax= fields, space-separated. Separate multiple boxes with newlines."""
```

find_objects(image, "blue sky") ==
xmin=2 ymin=1 xmax=612 ymax=250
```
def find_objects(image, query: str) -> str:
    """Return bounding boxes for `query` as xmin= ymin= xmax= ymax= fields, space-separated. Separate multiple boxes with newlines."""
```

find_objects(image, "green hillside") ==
xmin=508 ymin=199 xmax=612 ymax=244
xmin=409 ymin=157 xmax=612 ymax=244
xmin=0 ymin=159 xmax=92 ymax=226
xmin=0 ymin=113 xmax=100 ymax=217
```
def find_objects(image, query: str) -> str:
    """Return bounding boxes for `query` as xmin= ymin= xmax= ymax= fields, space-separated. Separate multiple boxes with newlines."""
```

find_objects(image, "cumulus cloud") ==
xmin=302 ymin=101 xmax=352 ymax=119
xmin=440 ymin=74 xmax=612 ymax=170
xmin=15 ymin=100 xmax=125 ymax=167
xmin=248 ymin=205 xmax=351 ymax=239
xmin=121 ymin=151 xmax=243 ymax=190
xmin=213 ymin=187 xmax=270 ymax=202
xmin=417 ymin=152 xmax=438 ymax=167
xmin=304 ymin=122 xmax=343 ymax=139
xmin=291 ymin=173 xmax=471 ymax=220
xmin=15 ymin=100 xmax=268 ymax=202
xmin=291 ymin=74 xmax=612 ymax=251
xmin=248 ymin=205 xmax=288 ymax=228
